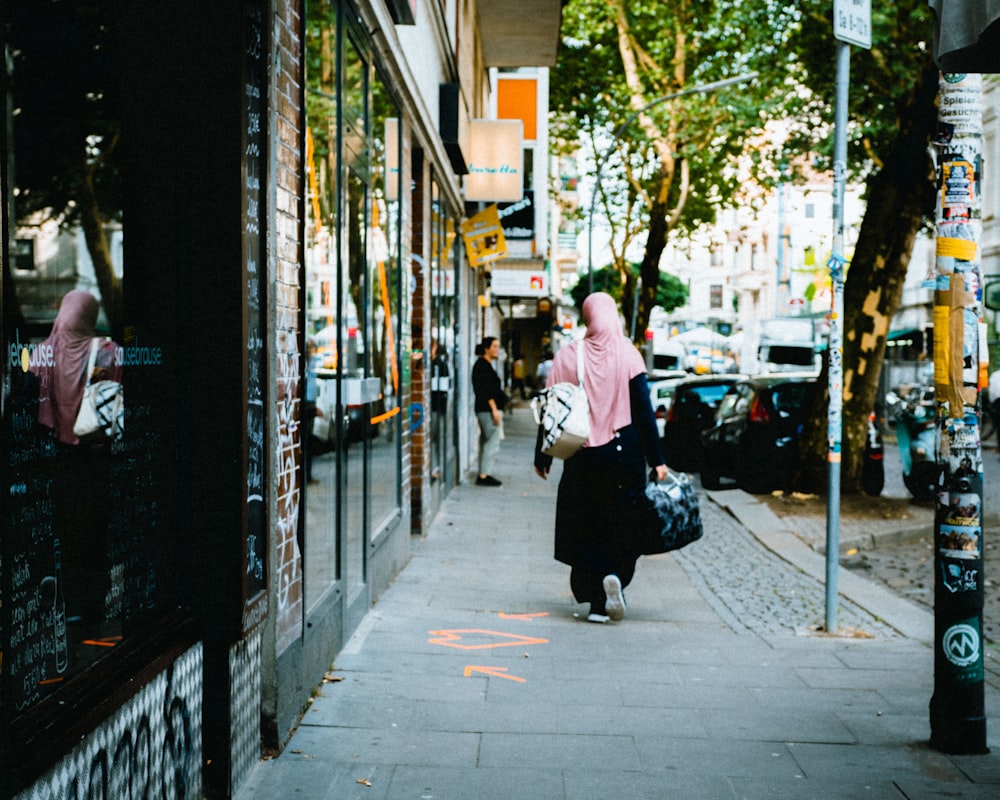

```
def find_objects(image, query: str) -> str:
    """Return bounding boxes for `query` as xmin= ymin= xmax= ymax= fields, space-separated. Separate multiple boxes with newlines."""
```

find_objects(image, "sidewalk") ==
xmin=237 ymin=407 xmax=1000 ymax=800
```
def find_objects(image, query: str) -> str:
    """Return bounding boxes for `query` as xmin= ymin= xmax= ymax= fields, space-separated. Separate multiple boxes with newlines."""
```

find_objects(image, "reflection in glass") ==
xmin=430 ymin=179 xmax=457 ymax=490
xmin=368 ymin=69 xmax=402 ymax=540
xmin=303 ymin=6 xmax=403 ymax=616
xmin=2 ymin=2 xmax=140 ymax=714
xmin=303 ymin=0 xmax=341 ymax=613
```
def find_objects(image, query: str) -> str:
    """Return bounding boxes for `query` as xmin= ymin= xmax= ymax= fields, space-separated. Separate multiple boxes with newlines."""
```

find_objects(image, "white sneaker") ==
xmin=603 ymin=574 xmax=625 ymax=621
xmin=587 ymin=612 xmax=610 ymax=623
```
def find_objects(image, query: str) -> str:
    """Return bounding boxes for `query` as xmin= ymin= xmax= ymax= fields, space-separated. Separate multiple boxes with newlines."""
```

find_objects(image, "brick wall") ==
xmin=409 ymin=147 xmax=433 ymax=534
xmin=272 ymin=0 xmax=304 ymax=653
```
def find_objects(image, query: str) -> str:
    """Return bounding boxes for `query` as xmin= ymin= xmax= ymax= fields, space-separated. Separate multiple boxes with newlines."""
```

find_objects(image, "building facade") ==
xmin=0 ymin=1 xmax=561 ymax=797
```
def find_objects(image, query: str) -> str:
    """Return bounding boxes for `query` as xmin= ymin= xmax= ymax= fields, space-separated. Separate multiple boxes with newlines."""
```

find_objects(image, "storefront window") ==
xmin=303 ymin=1 xmax=402 ymax=616
xmin=304 ymin=0 xmax=341 ymax=611
xmin=430 ymin=177 xmax=458 ymax=487
xmin=368 ymin=68 xmax=402 ymax=538
xmin=2 ymin=2 xmax=164 ymax=716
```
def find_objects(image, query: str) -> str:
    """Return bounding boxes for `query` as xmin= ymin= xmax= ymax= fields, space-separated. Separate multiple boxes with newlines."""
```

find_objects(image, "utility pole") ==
xmin=928 ymin=71 xmax=988 ymax=756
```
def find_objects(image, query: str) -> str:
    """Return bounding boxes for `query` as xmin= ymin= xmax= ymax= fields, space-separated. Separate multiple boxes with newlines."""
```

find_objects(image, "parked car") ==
xmin=648 ymin=370 xmax=689 ymax=437
xmin=662 ymin=374 xmax=744 ymax=472
xmin=699 ymin=374 xmax=818 ymax=494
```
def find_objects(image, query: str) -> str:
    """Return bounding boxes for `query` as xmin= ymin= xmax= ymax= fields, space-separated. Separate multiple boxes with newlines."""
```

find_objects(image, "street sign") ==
xmin=834 ymin=0 xmax=872 ymax=50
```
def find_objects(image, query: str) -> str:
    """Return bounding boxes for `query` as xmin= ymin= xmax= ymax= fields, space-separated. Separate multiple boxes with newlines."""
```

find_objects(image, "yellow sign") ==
xmin=460 ymin=205 xmax=508 ymax=268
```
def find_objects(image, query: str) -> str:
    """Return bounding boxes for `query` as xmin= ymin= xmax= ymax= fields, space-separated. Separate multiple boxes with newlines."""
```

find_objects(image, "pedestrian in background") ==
xmin=533 ymin=348 xmax=553 ymax=397
xmin=534 ymin=293 xmax=667 ymax=622
xmin=512 ymin=354 xmax=527 ymax=399
xmin=472 ymin=336 xmax=505 ymax=486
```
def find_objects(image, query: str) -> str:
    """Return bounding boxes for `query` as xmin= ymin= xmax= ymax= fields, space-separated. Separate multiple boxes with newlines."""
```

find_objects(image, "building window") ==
xmin=710 ymin=284 xmax=723 ymax=309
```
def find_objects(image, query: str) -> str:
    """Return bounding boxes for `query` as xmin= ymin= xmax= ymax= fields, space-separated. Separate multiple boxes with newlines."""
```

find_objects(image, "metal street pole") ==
xmin=826 ymin=0 xmax=870 ymax=635
xmin=776 ymin=163 xmax=787 ymax=316
xmin=585 ymin=73 xmax=758 ymax=295
xmin=929 ymin=71 xmax=988 ymax=756
xmin=825 ymin=40 xmax=849 ymax=635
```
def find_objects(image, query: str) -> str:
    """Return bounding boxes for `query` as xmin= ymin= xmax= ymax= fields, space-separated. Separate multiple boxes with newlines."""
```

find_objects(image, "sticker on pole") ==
xmin=942 ymin=619 xmax=984 ymax=683
xmin=834 ymin=0 xmax=871 ymax=50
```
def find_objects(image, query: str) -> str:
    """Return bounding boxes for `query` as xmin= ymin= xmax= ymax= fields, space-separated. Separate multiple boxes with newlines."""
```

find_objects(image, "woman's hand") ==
xmin=534 ymin=465 xmax=548 ymax=480
xmin=654 ymin=464 xmax=668 ymax=482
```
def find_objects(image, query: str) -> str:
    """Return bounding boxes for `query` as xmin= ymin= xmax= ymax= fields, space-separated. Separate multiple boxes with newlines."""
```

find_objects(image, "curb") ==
xmin=826 ymin=524 xmax=930 ymax=556
xmin=706 ymin=488 xmax=935 ymax=644
xmin=707 ymin=488 xmax=1000 ymax=689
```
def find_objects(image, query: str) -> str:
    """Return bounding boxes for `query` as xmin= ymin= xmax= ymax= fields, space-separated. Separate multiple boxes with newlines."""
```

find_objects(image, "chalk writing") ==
xmin=241 ymin=1 xmax=268 ymax=626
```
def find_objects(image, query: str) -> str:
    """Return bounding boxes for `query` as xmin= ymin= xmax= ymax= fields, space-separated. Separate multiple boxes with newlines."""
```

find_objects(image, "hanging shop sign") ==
xmin=465 ymin=119 xmax=523 ymax=202
xmin=497 ymin=191 xmax=534 ymax=240
xmin=490 ymin=269 xmax=548 ymax=298
xmin=460 ymin=204 xmax=508 ymax=268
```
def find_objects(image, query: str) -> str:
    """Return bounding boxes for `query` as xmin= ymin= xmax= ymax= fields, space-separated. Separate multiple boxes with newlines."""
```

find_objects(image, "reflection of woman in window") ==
xmin=32 ymin=290 xmax=122 ymax=646
xmin=35 ymin=291 xmax=122 ymax=445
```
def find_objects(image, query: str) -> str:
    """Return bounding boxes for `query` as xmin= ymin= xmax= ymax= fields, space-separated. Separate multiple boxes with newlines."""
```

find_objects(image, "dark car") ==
xmin=700 ymin=374 xmax=818 ymax=494
xmin=661 ymin=374 xmax=744 ymax=472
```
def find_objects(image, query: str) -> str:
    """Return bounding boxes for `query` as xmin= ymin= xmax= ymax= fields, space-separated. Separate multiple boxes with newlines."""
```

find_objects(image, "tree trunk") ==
xmin=78 ymin=168 xmax=123 ymax=332
xmin=633 ymin=196 xmax=670 ymax=344
xmin=794 ymin=61 xmax=939 ymax=494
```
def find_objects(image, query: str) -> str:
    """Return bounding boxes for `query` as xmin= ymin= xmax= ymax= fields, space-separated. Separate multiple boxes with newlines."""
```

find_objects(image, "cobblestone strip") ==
xmin=673 ymin=499 xmax=900 ymax=639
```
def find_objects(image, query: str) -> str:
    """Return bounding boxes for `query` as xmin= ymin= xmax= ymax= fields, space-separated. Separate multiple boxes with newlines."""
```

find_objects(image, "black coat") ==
xmin=536 ymin=374 xmax=664 ymax=568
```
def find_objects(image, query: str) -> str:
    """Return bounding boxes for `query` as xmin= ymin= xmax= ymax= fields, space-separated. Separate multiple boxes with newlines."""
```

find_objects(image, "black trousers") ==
xmin=554 ymin=426 xmax=646 ymax=609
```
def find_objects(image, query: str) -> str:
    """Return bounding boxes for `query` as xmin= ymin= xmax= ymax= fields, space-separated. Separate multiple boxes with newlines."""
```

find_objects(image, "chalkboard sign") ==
xmin=3 ymin=370 xmax=62 ymax=713
xmin=2 ymin=335 xmax=166 ymax=716
xmin=241 ymin=0 xmax=268 ymax=633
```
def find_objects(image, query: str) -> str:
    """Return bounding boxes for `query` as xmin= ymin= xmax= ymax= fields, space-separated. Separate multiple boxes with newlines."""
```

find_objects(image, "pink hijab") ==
xmin=548 ymin=292 xmax=646 ymax=448
xmin=33 ymin=290 xmax=102 ymax=445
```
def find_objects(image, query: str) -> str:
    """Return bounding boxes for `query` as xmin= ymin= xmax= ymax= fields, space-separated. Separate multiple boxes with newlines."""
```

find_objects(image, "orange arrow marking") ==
xmin=428 ymin=629 xmax=549 ymax=650
xmin=464 ymin=666 xmax=525 ymax=683
xmin=498 ymin=612 xmax=549 ymax=621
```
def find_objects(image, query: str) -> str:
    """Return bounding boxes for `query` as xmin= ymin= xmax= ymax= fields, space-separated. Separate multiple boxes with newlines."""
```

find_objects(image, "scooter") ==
xmin=861 ymin=411 xmax=885 ymax=497
xmin=884 ymin=383 xmax=940 ymax=501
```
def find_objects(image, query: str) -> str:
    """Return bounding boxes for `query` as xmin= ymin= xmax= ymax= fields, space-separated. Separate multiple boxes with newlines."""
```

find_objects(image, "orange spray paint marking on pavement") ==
xmin=428 ymin=629 xmax=548 ymax=650
xmin=464 ymin=666 xmax=525 ymax=683
xmin=498 ymin=612 xmax=549 ymax=621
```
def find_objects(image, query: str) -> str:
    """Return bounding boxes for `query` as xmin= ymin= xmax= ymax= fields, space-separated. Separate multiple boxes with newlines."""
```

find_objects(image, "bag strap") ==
xmin=576 ymin=340 xmax=585 ymax=387
xmin=83 ymin=338 xmax=101 ymax=388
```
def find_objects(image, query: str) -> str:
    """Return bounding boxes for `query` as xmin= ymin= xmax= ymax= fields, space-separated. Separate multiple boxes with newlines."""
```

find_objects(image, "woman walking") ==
xmin=534 ymin=293 xmax=667 ymax=622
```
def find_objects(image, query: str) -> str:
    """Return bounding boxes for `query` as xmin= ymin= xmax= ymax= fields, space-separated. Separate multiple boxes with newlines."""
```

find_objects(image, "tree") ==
xmin=554 ymin=1 xmax=943 ymax=494
xmin=570 ymin=263 xmax=688 ymax=316
xmin=552 ymin=0 xmax=795 ymax=343
xmin=5 ymin=1 xmax=123 ymax=329
xmin=783 ymin=2 xmax=940 ymax=493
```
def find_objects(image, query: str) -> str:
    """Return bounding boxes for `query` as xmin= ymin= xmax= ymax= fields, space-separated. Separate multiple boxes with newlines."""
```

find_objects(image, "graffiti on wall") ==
xmin=14 ymin=644 xmax=202 ymax=800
